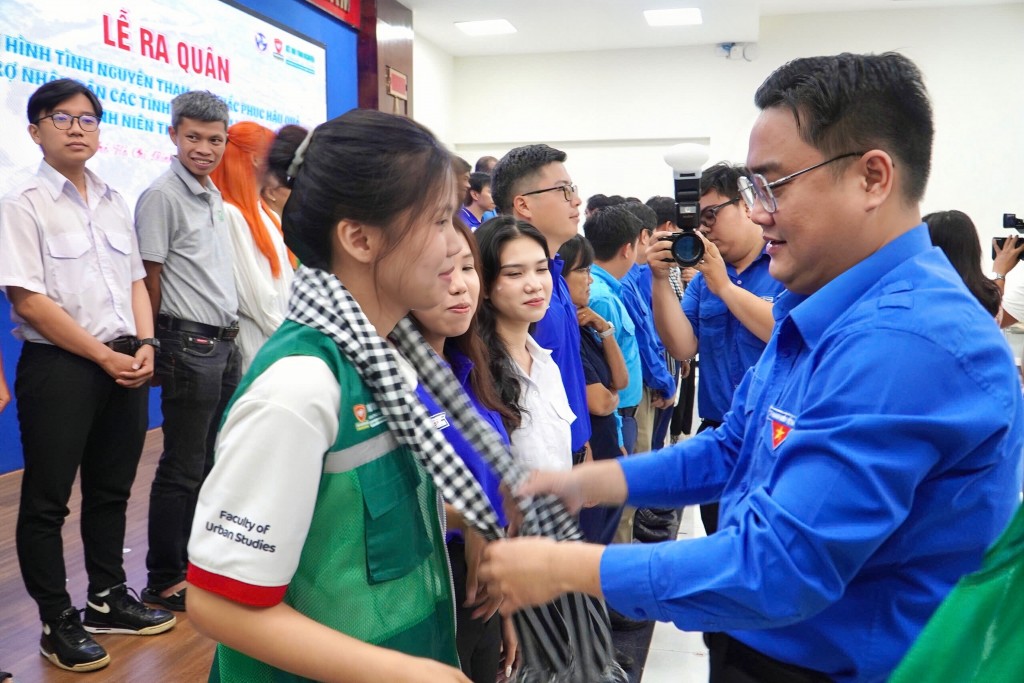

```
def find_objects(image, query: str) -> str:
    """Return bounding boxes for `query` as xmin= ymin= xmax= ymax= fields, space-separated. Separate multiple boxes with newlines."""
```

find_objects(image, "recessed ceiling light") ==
xmin=644 ymin=8 xmax=703 ymax=27
xmin=455 ymin=19 xmax=517 ymax=37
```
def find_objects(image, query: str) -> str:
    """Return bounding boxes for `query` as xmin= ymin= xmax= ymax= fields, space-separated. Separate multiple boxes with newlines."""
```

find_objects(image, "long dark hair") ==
xmin=282 ymin=109 xmax=452 ymax=271
xmin=410 ymin=217 xmax=518 ymax=428
xmin=475 ymin=215 xmax=551 ymax=433
xmin=924 ymin=210 xmax=1001 ymax=316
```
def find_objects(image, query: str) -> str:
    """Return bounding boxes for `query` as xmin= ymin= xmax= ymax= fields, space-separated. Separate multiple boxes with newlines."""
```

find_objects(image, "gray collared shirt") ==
xmin=135 ymin=156 xmax=238 ymax=327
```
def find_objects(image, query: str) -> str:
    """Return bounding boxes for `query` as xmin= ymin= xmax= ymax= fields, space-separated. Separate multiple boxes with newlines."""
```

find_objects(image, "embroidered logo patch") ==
xmin=767 ymin=405 xmax=796 ymax=449
xmin=353 ymin=401 xmax=387 ymax=431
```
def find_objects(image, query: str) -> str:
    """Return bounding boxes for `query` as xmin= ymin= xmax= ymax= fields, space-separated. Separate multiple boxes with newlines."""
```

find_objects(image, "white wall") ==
xmin=412 ymin=34 xmax=455 ymax=147
xmin=414 ymin=4 xmax=1024 ymax=261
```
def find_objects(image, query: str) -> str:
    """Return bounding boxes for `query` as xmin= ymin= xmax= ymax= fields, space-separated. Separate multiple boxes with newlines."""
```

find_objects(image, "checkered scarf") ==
xmin=287 ymin=266 xmax=625 ymax=683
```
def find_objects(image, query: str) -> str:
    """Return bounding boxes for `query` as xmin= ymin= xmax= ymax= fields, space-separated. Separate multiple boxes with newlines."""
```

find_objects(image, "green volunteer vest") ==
xmin=209 ymin=321 xmax=458 ymax=683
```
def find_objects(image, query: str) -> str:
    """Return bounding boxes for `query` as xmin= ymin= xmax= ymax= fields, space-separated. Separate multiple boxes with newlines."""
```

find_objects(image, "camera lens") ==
xmin=671 ymin=232 xmax=705 ymax=267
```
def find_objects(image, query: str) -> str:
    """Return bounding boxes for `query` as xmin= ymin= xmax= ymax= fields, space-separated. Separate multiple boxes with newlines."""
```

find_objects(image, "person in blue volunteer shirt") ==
xmin=648 ymin=161 xmax=784 ymax=534
xmin=620 ymin=201 xmax=677 ymax=453
xmin=411 ymin=218 xmax=516 ymax=683
xmin=478 ymin=52 xmax=1024 ymax=683
xmin=490 ymin=145 xmax=591 ymax=463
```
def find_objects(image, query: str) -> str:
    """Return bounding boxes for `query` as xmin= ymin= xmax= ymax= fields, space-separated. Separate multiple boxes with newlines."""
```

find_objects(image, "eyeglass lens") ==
xmin=48 ymin=113 xmax=100 ymax=131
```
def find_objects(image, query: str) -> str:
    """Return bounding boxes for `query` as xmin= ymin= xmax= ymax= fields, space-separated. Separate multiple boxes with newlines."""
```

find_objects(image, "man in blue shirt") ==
xmin=584 ymin=205 xmax=644 ymax=454
xmin=648 ymin=162 xmax=784 ymax=534
xmin=491 ymin=145 xmax=591 ymax=463
xmin=479 ymin=52 xmax=1024 ymax=683
xmin=621 ymin=202 xmax=676 ymax=454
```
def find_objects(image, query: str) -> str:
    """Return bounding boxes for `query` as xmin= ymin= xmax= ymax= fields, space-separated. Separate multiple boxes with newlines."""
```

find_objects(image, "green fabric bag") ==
xmin=889 ymin=504 xmax=1024 ymax=682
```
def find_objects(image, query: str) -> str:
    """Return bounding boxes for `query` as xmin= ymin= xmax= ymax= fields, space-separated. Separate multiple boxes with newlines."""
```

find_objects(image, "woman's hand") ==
xmin=576 ymin=306 xmax=611 ymax=334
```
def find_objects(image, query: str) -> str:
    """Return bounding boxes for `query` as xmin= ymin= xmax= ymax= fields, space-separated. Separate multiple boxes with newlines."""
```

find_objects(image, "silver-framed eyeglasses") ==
xmin=700 ymin=197 xmax=741 ymax=228
xmin=35 ymin=113 xmax=101 ymax=132
xmin=738 ymin=152 xmax=864 ymax=214
xmin=521 ymin=184 xmax=578 ymax=202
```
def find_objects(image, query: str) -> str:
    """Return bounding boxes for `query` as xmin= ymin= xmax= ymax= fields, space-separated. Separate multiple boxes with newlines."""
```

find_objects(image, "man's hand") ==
xmin=479 ymin=539 xmax=605 ymax=615
xmin=693 ymin=233 xmax=730 ymax=295
xmin=116 ymin=344 xmax=155 ymax=388
xmin=651 ymin=393 xmax=674 ymax=410
xmin=517 ymin=460 xmax=628 ymax=513
xmin=646 ymin=232 xmax=677 ymax=278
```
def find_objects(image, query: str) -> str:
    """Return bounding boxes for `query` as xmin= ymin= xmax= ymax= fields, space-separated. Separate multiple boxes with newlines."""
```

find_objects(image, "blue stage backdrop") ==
xmin=0 ymin=0 xmax=357 ymax=474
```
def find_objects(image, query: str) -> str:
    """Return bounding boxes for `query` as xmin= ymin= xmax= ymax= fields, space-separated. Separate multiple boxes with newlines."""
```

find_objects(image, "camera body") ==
xmin=992 ymin=213 xmax=1024 ymax=261
xmin=665 ymin=168 xmax=704 ymax=267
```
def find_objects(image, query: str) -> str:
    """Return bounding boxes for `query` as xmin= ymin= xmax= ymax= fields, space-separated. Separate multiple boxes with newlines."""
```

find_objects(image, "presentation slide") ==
xmin=0 ymin=0 xmax=329 ymax=208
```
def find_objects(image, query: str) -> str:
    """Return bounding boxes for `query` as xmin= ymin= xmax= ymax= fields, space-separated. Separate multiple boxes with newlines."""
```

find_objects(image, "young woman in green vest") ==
xmin=184 ymin=110 xmax=471 ymax=683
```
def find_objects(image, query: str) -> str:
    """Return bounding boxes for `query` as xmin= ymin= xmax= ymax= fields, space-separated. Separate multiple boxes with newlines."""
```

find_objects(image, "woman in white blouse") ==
xmin=209 ymin=122 xmax=294 ymax=371
xmin=475 ymin=216 xmax=575 ymax=472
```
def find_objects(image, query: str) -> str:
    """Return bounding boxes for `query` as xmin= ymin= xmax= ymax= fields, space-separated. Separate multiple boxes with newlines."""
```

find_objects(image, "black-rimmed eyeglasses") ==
xmin=35 ymin=113 xmax=101 ymax=132
xmin=738 ymin=152 xmax=864 ymax=214
xmin=700 ymin=197 xmax=741 ymax=228
xmin=521 ymin=184 xmax=578 ymax=203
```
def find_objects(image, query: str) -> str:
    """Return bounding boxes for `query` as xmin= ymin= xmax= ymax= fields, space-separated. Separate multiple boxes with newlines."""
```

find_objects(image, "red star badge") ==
xmin=771 ymin=420 xmax=791 ymax=449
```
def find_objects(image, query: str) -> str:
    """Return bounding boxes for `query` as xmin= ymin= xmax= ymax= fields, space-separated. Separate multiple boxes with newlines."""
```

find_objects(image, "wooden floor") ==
xmin=0 ymin=430 xmax=217 ymax=682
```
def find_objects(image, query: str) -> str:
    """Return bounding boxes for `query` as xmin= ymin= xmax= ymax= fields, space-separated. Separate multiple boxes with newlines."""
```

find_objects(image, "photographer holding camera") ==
xmin=646 ymin=161 xmax=784 ymax=534
xmin=993 ymin=213 xmax=1024 ymax=327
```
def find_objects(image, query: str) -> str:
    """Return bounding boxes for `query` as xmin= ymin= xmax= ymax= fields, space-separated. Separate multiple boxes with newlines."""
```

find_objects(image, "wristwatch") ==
xmin=992 ymin=272 xmax=1007 ymax=281
xmin=137 ymin=337 xmax=161 ymax=351
xmin=599 ymin=324 xmax=615 ymax=339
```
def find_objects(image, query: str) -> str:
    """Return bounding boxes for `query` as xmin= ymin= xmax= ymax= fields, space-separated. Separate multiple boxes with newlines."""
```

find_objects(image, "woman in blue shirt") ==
xmin=412 ymin=218 xmax=518 ymax=682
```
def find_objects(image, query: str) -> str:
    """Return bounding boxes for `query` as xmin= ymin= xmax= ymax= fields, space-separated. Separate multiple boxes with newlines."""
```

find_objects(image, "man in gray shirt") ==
xmin=135 ymin=90 xmax=239 ymax=611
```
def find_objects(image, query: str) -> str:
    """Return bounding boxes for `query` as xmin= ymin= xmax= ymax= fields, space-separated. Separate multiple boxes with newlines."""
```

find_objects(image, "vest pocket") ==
xmin=358 ymin=452 xmax=432 ymax=583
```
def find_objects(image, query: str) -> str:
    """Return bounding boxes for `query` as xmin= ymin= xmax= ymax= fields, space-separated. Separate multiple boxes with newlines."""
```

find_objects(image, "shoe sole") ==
xmin=40 ymin=648 xmax=111 ymax=672
xmin=83 ymin=616 xmax=177 ymax=636
xmin=141 ymin=592 xmax=186 ymax=612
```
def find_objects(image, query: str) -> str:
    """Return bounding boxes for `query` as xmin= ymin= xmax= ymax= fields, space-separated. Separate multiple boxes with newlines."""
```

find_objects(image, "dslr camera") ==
xmin=992 ymin=213 xmax=1024 ymax=261
xmin=662 ymin=167 xmax=704 ymax=267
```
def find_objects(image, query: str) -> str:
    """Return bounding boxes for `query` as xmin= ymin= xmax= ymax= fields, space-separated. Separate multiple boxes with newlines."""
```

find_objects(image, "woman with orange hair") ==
xmin=209 ymin=121 xmax=294 ymax=371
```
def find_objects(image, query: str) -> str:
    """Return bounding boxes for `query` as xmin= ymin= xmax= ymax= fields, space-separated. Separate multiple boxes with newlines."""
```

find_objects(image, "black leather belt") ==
xmin=104 ymin=336 xmax=138 ymax=354
xmin=618 ymin=406 xmax=638 ymax=418
xmin=158 ymin=315 xmax=239 ymax=341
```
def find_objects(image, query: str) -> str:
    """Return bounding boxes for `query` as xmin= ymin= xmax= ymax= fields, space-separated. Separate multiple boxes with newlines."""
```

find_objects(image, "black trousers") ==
xmin=15 ymin=342 xmax=148 ymax=621
xmin=146 ymin=328 xmax=240 ymax=591
xmin=447 ymin=539 xmax=502 ymax=683
xmin=697 ymin=418 xmax=722 ymax=535
xmin=706 ymin=633 xmax=832 ymax=683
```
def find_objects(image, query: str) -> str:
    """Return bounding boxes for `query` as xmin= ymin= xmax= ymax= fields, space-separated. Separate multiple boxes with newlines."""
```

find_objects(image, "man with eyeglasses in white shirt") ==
xmin=0 ymin=78 xmax=175 ymax=674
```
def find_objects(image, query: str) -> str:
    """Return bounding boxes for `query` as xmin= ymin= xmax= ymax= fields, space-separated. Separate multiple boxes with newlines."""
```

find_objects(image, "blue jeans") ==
xmin=146 ymin=328 xmax=240 ymax=590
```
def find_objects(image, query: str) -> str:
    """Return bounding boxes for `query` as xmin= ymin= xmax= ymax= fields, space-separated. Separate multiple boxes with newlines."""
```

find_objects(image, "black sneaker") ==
xmin=83 ymin=585 xmax=176 ymax=636
xmin=141 ymin=585 xmax=186 ymax=612
xmin=40 ymin=607 xmax=110 ymax=672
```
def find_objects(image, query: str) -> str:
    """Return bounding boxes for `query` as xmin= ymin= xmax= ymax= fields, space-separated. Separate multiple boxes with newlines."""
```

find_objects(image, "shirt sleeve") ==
xmin=112 ymin=192 xmax=147 ymax=282
xmin=226 ymin=204 xmax=285 ymax=337
xmin=681 ymin=276 xmax=702 ymax=341
xmin=0 ymin=192 xmax=47 ymax=294
xmin=134 ymin=188 xmax=173 ymax=264
xmin=601 ymin=328 xmax=1011 ymax=633
xmin=187 ymin=355 xmax=341 ymax=606
xmin=1001 ymin=272 xmax=1024 ymax=322
xmin=626 ymin=295 xmax=676 ymax=396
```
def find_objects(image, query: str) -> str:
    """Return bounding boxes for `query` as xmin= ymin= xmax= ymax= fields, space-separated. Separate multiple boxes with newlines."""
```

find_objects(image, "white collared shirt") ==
xmin=509 ymin=334 xmax=577 ymax=472
xmin=0 ymin=161 xmax=145 ymax=343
